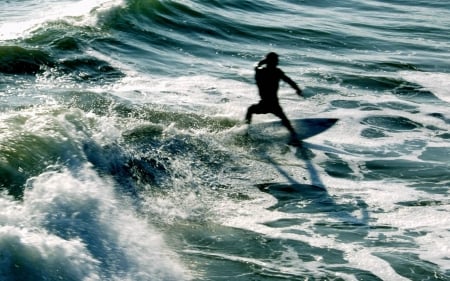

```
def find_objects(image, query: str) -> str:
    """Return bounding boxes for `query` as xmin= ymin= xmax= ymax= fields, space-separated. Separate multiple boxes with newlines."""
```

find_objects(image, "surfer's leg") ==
xmin=245 ymin=104 xmax=256 ymax=124
xmin=245 ymin=102 xmax=266 ymax=124
xmin=273 ymin=106 xmax=301 ymax=145
xmin=273 ymin=106 xmax=296 ymax=135
xmin=282 ymin=118 xmax=300 ymax=143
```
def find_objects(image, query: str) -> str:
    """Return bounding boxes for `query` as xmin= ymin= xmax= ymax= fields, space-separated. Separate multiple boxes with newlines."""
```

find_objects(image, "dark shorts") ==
xmin=246 ymin=100 xmax=294 ymax=132
xmin=250 ymin=100 xmax=284 ymax=116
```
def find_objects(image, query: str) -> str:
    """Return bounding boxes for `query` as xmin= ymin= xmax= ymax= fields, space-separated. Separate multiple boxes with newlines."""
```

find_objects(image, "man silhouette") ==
xmin=245 ymin=52 xmax=303 ymax=144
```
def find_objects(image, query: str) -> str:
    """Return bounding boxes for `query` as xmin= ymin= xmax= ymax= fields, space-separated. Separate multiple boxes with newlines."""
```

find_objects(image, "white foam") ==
xmin=0 ymin=0 xmax=124 ymax=40
xmin=108 ymin=73 xmax=255 ymax=120
xmin=416 ymin=230 xmax=450 ymax=271
xmin=400 ymin=71 xmax=450 ymax=103
xmin=209 ymin=155 xmax=450 ymax=279
xmin=0 ymin=166 xmax=190 ymax=281
xmin=216 ymin=190 xmax=413 ymax=280
xmin=0 ymin=225 xmax=101 ymax=281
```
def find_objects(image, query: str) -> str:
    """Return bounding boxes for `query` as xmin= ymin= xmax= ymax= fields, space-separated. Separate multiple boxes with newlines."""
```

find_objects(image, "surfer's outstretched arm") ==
xmin=281 ymin=72 xmax=302 ymax=96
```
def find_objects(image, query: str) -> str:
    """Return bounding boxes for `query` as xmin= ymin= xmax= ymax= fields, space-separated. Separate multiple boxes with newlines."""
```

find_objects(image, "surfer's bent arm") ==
xmin=281 ymin=71 xmax=302 ymax=96
xmin=254 ymin=59 xmax=267 ymax=70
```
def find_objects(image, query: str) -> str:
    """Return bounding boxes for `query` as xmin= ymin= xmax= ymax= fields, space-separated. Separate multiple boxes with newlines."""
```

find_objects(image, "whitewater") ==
xmin=1 ymin=0 xmax=449 ymax=280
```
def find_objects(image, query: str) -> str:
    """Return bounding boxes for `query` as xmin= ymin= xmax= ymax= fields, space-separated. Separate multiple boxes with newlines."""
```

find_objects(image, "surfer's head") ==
xmin=265 ymin=52 xmax=279 ymax=67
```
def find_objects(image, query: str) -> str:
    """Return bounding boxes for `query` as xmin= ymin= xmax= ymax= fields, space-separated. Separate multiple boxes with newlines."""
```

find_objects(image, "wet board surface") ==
xmin=251 ymin=118 xmax=338 ymax=140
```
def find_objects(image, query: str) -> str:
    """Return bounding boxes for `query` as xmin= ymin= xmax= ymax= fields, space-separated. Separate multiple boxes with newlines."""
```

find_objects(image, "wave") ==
xmin=0 ymin=92 xmax=238 ymax=199
xmin=11 ymin=0 xmax=344 ymax=74
xmin=0 ymin=166 xmax=189 ymax=281
xmin=0 ymin=46 xmax=52 ymax=74
xmin=4 ymin=0 xmax=449 ymax=81
xmin=0 ymin=45 xmax=124 ymax=83
xmin=2 ymin=1 xmax=450 ymax=279
xmin=0 ymin=0 xmax=125 ymax=40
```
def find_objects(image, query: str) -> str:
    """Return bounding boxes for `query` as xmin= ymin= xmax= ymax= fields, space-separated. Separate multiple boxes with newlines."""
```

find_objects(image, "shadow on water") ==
xmin=256 ymin=142 xmax=370 ymax=240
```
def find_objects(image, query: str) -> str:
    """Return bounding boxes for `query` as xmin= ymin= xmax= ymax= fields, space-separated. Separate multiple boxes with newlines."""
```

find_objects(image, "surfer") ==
xmin=245 ymin=52 xmax=303 ymax=144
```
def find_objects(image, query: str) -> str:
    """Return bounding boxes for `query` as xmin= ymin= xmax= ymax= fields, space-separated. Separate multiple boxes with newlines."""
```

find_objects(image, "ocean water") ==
xmin=1 ymin=0 xmax=449 ymax=280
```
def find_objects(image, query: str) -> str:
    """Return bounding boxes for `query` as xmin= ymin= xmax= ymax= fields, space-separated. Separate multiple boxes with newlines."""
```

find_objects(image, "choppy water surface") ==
xmin=1 ymin=0 xmax=449 ymax=280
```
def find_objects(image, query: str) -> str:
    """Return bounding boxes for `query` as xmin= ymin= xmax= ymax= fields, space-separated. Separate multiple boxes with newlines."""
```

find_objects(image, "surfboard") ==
xmin=251 ymin=118 xmax=338 ymax=140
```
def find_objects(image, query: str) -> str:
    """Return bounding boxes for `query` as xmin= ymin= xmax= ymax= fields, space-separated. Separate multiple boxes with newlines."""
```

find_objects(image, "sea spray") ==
xmin=0 ymin=166 xmax=190 ymax=281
